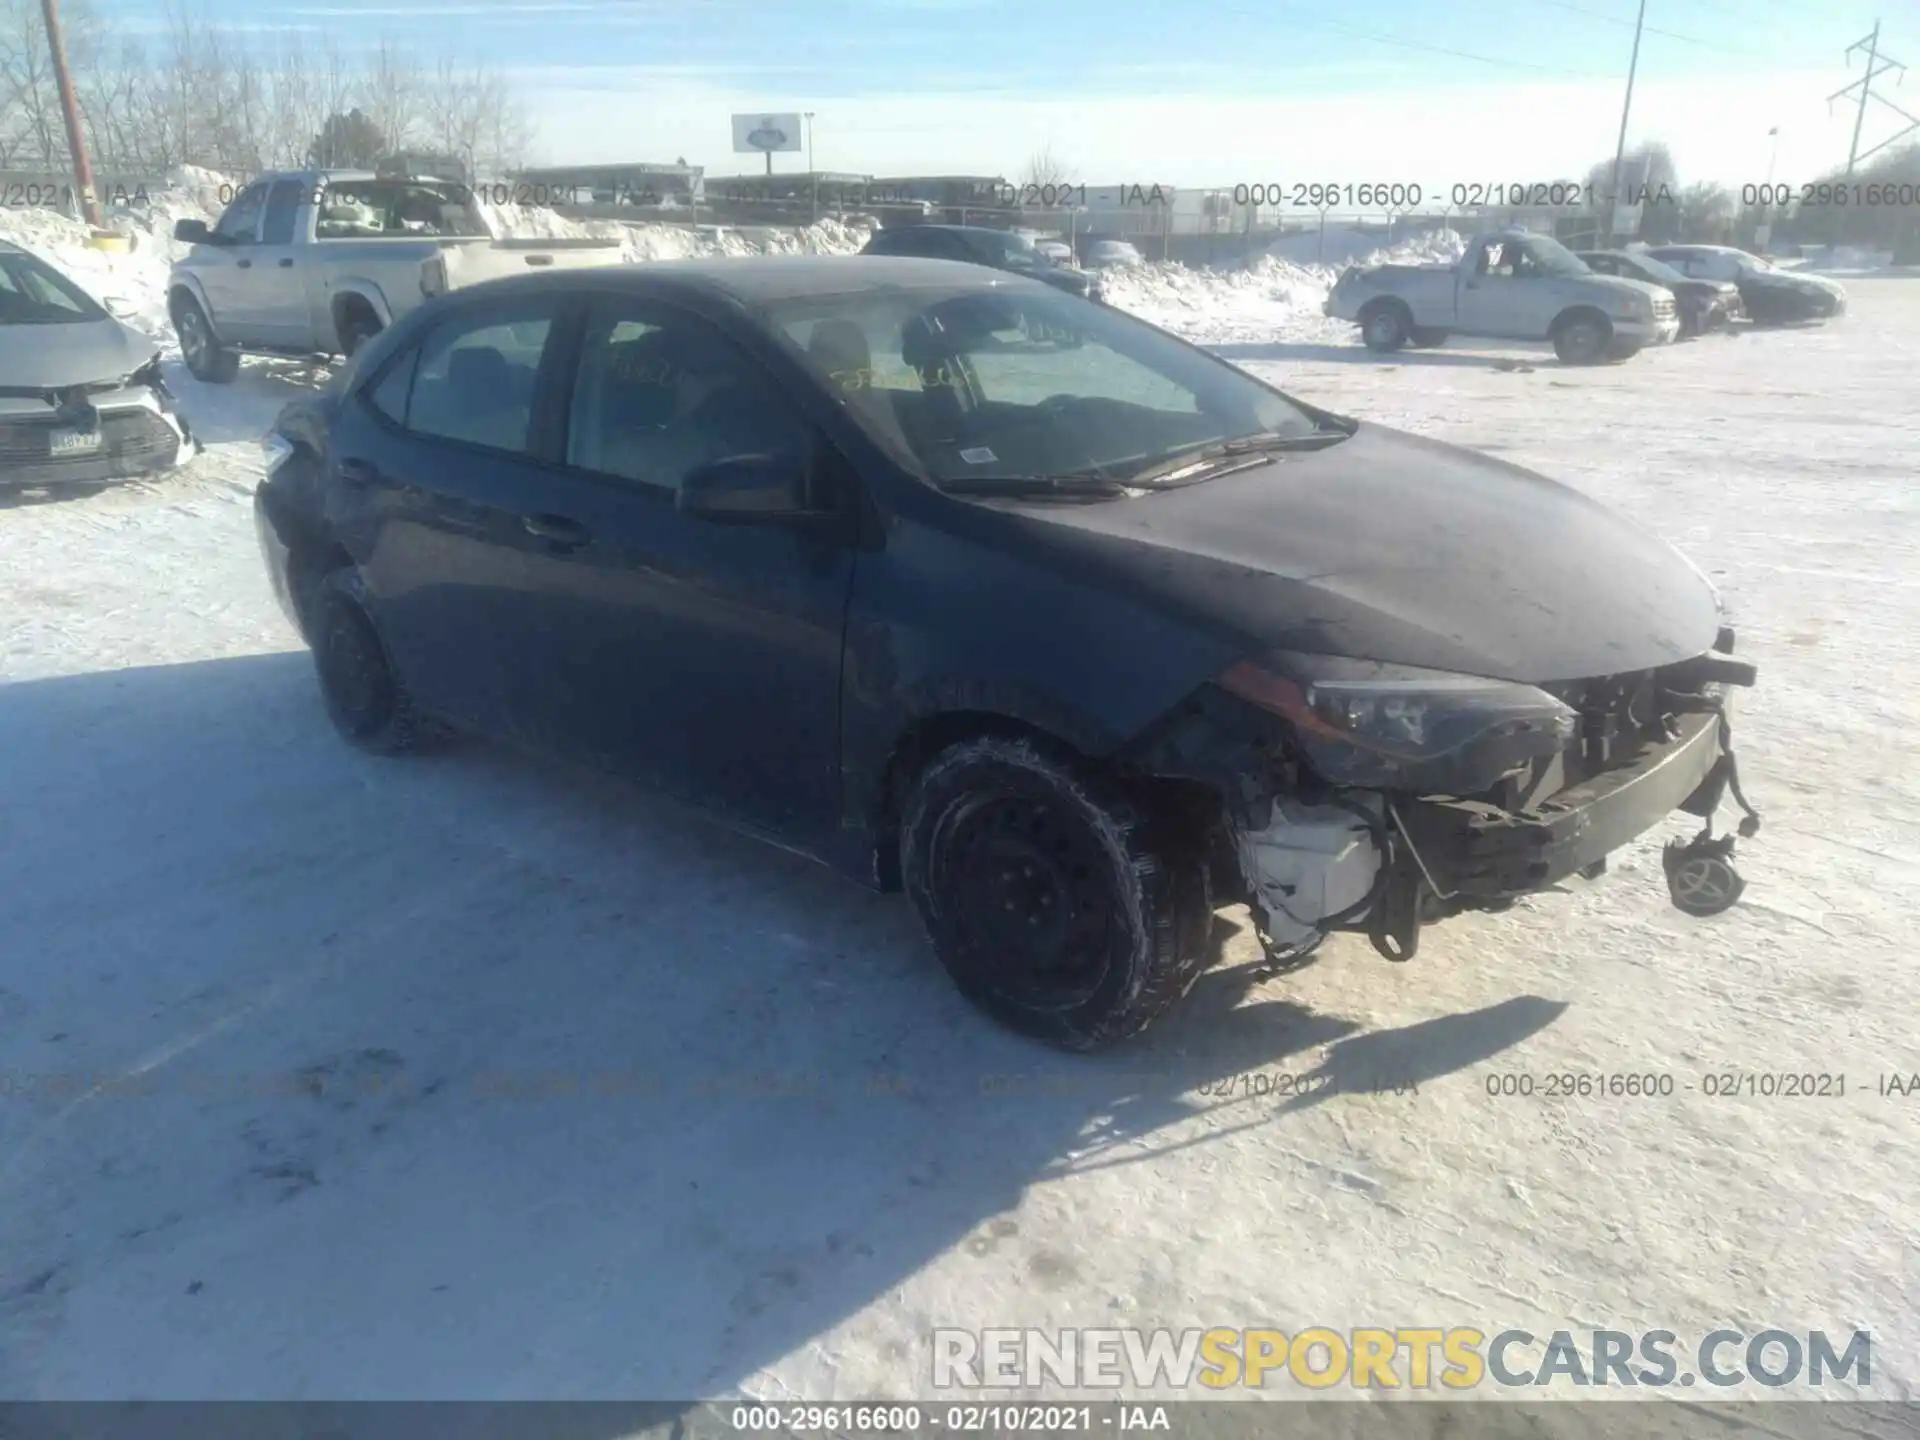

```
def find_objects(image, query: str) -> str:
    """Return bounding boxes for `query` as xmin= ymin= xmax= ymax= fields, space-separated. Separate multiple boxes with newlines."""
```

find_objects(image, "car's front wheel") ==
xmin=900 ymin=736 xmax=1213 ymax=1050
xmin=309 ymin=568 xmax=423 ymax=756
xmin=1552 ymin=310 xmax=1612 ymax=365
xmin=170 ymin=293 xmax=239 ymax=384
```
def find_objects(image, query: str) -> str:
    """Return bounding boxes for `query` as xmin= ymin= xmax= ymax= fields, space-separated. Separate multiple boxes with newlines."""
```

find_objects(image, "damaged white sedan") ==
xmin=1 ymin=239 xmax=195 ymax=490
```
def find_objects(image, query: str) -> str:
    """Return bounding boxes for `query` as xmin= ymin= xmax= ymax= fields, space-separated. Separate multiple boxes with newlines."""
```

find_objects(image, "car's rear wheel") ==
xmin=170 ymin=293 xmax=239 ymax=384
xmin=1360 ymin=302 xmax=1412 ymax=352
xmin=900 ymin=736 xmax=1213 ymax=1050
xmin=310 ymin=568 xmax=422 ymax=756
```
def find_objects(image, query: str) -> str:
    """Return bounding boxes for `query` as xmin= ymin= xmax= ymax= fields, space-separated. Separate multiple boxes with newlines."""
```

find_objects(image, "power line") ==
xmin=1533 ymin=0 xmax=1769 ymax=57
xmin=1825 ymin=20 xmax=1917 ymax=171
xmin=1219 ymin=2 xmax=1612 ymax=78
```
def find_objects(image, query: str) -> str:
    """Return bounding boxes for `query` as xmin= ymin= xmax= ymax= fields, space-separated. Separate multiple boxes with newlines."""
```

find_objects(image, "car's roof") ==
xmin=442 ymin=254 xmax=1022 ymax=305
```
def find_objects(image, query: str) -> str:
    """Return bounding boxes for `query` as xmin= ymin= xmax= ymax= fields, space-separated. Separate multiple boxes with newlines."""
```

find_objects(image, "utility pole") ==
xmin=40 ymin=0 xmax=101 ymax=229
xmin=1603 ymin=0 xmax=1649 ymax=241
xmin=805 ymin=111 xmax=816 ymax=223
xmin=1847 ymin=21 xmax=1880 ymax=173
xmin=1828 ymin=21 xmax=1916 ymax=172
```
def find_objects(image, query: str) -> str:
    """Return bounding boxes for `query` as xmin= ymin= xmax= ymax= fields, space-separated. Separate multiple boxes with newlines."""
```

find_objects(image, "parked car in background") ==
xmin=1641 ymin=245 xmax=1846 ymax=325
xmin=167 ymin=168 xmax=625 ymax=383
xmin=860 ymin=224 xmax=1104 ymax=302
xmin=1 ymin=240 xmax=194 ymax=488
xmin=1084 ymin=239 xmax=1145 ymax=269
xmin=255 ymin=255 xmax=1761 ymax=1051
xmin=1034 ymin=239 xmax=1074 ymax=265
xmin=1325 ymin=229 xmax=1679 ymax=363
xmin=1577 ymin=249 xmax=1743 ymax=337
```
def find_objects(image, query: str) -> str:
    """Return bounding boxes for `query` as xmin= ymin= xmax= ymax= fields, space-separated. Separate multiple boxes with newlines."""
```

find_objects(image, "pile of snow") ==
xmin=1099 ymin=227 xmax=1468 ymax=342
xmin=1267 ymin=222 xmax=1467 ymax=270
xmin=0 ymin=166 xmax=874 ymax=353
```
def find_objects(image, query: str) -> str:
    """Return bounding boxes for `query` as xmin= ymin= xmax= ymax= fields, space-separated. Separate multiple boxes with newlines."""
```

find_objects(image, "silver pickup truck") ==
xmin=1324 ymin=228 xmax=1680 ymax=364
xmin=167 ymin=169 xmax=625 ymax=382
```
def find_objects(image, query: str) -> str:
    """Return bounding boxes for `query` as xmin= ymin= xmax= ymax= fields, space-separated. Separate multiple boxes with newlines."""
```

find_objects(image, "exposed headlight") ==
xmin=1218 ymin=652 xmax=1577 ymax=794
xmin=129 ymin=354 xmax=175 ymax=409
xmin=261 ymin=431 xmax=296 ymax=476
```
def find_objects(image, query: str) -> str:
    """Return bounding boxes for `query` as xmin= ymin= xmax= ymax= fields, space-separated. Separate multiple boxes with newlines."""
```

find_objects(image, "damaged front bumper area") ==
xmin=0 ymin=376 xmax=195 ymax=488
xmin=1132 ymin=640 xmax=1761 ymax=963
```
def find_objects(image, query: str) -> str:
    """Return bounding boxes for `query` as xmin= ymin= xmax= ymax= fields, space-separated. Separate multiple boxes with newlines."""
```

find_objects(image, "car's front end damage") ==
xmin=1130 ymin=635 xmax=1761 ymax=963
xmin=0 ymin=358 xmax=197 ymax=489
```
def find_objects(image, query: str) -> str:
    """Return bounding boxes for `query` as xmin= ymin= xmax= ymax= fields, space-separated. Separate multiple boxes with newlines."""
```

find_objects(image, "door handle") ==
xmin=339 ymin=458 xmax=382 ymax=488
xmin=523 ymin=514 xmax=590 ymax=545
xmin=279 ymin=258 xmax=294 ymax=268
xmin=237 ymin=258 xmax=252 ymax=269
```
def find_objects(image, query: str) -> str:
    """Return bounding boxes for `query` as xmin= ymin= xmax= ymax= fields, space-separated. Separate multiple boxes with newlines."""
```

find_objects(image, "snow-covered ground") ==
xmin=2 ymin=190 xmax=1918 ymax=1405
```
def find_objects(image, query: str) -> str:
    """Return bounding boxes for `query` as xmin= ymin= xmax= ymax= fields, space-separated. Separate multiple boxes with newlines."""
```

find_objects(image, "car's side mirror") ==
xmin=174 ymin=219 xmax=215 ymax=245
xmin=678 ymin=453 xmax=833 ymax=527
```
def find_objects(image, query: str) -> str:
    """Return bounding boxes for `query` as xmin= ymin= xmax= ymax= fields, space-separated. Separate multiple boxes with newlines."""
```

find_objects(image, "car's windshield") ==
xmin=0 ymin=250 xmax=106 ymax=325
xmin=1519 ymin=236 xmax=1592 ymax=277
xmin=764 ymin=284 xmax=1326 ymax=492
xmin=1622 ymin=252 xmax=1688 ymax=286
xmin=973 ymin=230 xmax=1044 ymax=268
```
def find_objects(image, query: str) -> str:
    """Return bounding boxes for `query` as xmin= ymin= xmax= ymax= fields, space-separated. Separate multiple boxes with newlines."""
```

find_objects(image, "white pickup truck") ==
xmin=167 ymin=169 xmax=625 ymax=382
xmin=1324 ymin=228 xmax=1680 ymax=364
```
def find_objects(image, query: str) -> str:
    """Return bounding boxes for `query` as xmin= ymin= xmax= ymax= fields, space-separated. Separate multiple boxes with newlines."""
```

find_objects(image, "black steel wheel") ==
xmin=311 ymin=568 xmax=421 ymax=755
xmin=900 ymin=737 xmax=1213 ymax=1049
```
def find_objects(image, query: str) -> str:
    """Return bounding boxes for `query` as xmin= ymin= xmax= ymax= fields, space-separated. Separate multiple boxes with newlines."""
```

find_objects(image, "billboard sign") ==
xmin=732 ymin=113 xmax=804 ymax=154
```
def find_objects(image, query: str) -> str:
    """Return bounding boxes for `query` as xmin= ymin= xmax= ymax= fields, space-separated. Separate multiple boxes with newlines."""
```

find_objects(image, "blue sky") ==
xmin=93 ymin=0 xmax=1898 ymax=187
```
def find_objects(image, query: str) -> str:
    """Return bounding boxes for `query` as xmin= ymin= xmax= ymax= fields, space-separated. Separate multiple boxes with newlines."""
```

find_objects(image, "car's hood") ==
xmin=1034 ymin=265 xmax=1094 ymax=290
xmin=992 ymin=423 xmax=1722 ymax=684
xmin=1749 ymin=268 xmax=1844 ymax=295
xmin=1586 ymin=274 xmax=1671 ymax=305
xmin=0 ymin=316 xmax=158 ymax=390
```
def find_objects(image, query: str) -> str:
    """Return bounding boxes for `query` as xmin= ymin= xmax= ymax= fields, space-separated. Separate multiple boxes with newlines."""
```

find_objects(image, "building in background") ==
xmin=511 ymin=161 xmax=704 ymax=208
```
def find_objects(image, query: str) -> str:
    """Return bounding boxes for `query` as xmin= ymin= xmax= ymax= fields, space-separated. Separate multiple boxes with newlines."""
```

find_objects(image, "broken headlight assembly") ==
xmin=1217 ymin=652 xmax=1577 ymax=796
xmin=128 ymin=355 xmax=176 ymax=412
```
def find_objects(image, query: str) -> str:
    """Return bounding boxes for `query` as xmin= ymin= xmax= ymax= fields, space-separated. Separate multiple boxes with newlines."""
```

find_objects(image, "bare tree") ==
xmin=1675 ymin=180 xmax=1736 ymax=243
xmin=359 ymin=38 xmax=425 ymax=157
xmin=1021 ymin=144 xmax=1074 ymax=190
xmin=1 ymin=1 xmax=535 ymax=192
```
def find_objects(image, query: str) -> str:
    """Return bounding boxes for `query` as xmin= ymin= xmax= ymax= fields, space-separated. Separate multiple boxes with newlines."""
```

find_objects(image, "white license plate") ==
xmin=49 ymin=427 xmax=101 ymax=457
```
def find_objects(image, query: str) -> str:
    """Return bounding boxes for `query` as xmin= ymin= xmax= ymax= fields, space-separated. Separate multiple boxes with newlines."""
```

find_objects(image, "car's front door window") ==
xmin=407 ymin=310 xmax=555 ymax=454
xmin=566 ymin=304 xmax=809 ymax=492
xmin=215 ymin=184 xmax=267 ymax=244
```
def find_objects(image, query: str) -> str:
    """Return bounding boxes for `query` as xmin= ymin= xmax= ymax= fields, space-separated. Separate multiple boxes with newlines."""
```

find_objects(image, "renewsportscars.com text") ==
xmin=931 ymin=1327 xmax=1872 ymax=1391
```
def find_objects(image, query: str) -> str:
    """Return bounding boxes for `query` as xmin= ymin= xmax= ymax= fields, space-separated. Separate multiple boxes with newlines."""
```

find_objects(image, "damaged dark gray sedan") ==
xmin=255 ymin=256 xmax=1762 ymax=1049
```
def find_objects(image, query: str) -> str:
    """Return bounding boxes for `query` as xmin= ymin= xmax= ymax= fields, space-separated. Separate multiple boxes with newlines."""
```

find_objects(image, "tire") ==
xmin=1408 ymin=327 xmax=1448 ymax=348
xmin=309 ymin=567 xmax=423 ymax=756
xmin=170 ymin=293 xmax=239 ymax=384
xmin=1360 ymin=303 xmax=1411 ymax=352
xmin=1552 ymin=311 xmax=1611 ymax=365
xmin=337 ymin=308 xmax=382 ymax=358
xmin=900 ymin=736 xmax=1214 ymax=1050
xmin=1607 ymin=341 xmax=1642 ymax=362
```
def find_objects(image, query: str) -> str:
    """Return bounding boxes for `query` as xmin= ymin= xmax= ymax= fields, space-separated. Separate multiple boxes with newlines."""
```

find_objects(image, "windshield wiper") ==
xmin=1122 ymin=427 xmax=1350 ymax=486
xmin=937 ymin=474 xmax=1130 ymax=498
